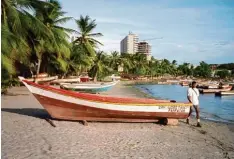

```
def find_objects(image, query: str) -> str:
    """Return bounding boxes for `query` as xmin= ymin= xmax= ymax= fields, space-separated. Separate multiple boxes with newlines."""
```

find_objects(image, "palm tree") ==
xmin=171 ymin=60 xmax=178 ymax=77
xmin=1 ymin=0 xmax=53 ymax=80
xmin=194 ymin=61 xmax=211 ymax=78
xmin=73 ymin=15 xmax=103 ymax=57
xmin=31 ymin=0 xmax=73 ymax=76
xmin=159 ymin=59 xmax=172 ymax=76
xmin=177 ymin=63 xmax=192 ymax=77
xmin=89 ymin=51 xmax=112 ymax=82
xmin=109 ymin=51 xmax=122 ymax=71
xmin=133 ymin=53 xmax=148 ymax=75
xmin=121 ymin=53 xmax=135 ymax=74
xmin=66 ymin=43 xmax=94 ymax=77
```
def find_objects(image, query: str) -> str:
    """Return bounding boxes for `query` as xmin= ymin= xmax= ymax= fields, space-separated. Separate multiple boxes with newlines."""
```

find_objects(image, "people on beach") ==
xmin=187 ymin=81 xmax=201 ymax=127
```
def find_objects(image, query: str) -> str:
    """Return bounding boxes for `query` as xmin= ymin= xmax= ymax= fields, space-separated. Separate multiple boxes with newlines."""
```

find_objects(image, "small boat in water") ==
xmin=207 ymin=85 xmax=219 ymax=89
xmin=215 ymin=91 xmax=234 ymax=96
xmin=18 ymin=76 xmax=192 ymax=122
xmin=180 ymin=82 xmax=189 ymax=86
xmin=60 ymin=81 xmax=118 ymax=93
xmin=199 ymin=85 xmax=219 ymax=89
xmin=51 ymin=77 xmax=80 ymax=85
xmin=220 ymin=84 xmax=230 ymax=89
xmin=200 ymin=86 xmax=232 ymax=94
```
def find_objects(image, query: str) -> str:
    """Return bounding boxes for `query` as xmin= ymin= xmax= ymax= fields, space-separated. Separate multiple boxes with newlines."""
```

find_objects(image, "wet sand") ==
xmin=1 ymin=82 xmax=234 ymax=159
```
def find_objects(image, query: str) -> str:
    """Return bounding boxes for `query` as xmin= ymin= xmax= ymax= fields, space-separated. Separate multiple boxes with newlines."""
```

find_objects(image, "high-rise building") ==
xmin=138 ymin=42 xmax=151 ymax=54
xmin=138 ymin=41 xmax=152 ymax=60
xmin=120 ymin=32 xmax=138 ymax=54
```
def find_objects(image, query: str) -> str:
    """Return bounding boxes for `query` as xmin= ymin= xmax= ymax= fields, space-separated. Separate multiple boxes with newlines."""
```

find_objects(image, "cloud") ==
xmin=213 ymin=41 xmax=230 ymax=46
xmin=95 ymin=17 xmax=149 ymax=28
xmin=177 ymin=45 xmax=183 ymax=48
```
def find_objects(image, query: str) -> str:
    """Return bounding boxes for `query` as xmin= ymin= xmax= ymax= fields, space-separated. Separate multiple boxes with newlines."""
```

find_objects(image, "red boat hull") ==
xmin=18 ymin=76 xmax=192 ymax=122
xmin=34 ymin=94 xmax=189 ymax=122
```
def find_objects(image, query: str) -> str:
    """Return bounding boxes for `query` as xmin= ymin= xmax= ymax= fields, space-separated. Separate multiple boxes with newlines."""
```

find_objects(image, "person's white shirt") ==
xmin=187 ymin=87 xmax=199 ymax=105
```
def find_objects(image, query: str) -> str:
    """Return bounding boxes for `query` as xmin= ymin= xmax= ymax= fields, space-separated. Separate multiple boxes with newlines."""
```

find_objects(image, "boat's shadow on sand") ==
xmin=1 ymin=108 xmax=51 ymax=119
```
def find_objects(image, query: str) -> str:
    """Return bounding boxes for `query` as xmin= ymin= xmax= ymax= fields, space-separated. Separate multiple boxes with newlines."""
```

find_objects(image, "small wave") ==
xmin=137 ymin=86 xmax=154 ymax=95
xmin=199 ymin=111 xmax=234 ymax=123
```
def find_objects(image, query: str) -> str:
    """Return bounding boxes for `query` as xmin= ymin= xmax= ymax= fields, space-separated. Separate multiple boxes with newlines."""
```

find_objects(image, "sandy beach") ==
xmin=1 ymin=82 xmax=234 ymax=159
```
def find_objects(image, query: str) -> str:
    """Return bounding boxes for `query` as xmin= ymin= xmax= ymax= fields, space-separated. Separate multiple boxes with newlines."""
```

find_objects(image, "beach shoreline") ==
xmin=2 ymin=82 xmax=234 ymax=159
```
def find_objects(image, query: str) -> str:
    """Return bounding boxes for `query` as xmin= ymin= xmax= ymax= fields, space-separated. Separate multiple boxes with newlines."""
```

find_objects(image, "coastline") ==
xmin=133 ymin=83 xmax=234 ymax=125
xmin=1 ymin=82 xmax=234 ymax=159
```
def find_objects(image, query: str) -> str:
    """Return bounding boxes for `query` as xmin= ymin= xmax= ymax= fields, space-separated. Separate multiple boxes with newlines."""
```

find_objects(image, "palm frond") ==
xmin=87 ymin=33 xmax=103 ymax=37
xmin=87 ymin=38 xmax=103 ymax=46
xmin=54 ymin=16 xmax=73 ymax=24
xmin=54 ymin=26 xmax=76 ymax=34
xmin=84 ymin=41 xmax=96 ymax=57
xmin=1 ymin=54 xmax=16 ymax=75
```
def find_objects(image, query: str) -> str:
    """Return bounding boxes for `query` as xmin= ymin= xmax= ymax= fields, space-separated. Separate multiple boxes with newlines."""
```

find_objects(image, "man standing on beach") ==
xmin=187 ymin=81 xmax=201 ymax=127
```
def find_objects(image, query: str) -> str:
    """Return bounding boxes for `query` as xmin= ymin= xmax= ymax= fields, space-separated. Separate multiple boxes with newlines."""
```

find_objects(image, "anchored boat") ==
xmin=215 ymin=91 xmax=234 ymax=96
xmin=200 ymin=86 xmax=233 ymax=94
xmin=26 ymin=76 xmax=58 ymax=83
xmin=18 ymin=76 xmax=192 ymax=122
xmin=60 ymin=81 xmax=118 ymax=93
xmin=51 ymin=77 xmax=81 ymax=85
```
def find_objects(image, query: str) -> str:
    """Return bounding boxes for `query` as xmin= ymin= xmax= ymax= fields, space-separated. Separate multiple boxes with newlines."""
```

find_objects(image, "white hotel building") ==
xmin=120 ymin=32 xmax=139 ymax=54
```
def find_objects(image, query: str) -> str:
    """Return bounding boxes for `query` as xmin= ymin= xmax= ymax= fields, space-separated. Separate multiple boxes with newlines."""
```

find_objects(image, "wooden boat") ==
xmin=200 ymin=86 xmax=232 ymax=94
xmin=166 ymin=80 xmax=179 ymax=84
xmin=26 ymin=76 xmax=58 ymax=83
xmin=18 ymin=76 xmax=192 ymax=122
xmin=80 ymin=76 xmax=92 ymax=82
xmin=103 ymin=74 xmax=121 ymax=81
xmin=199 ymin=85 xmax=219 ymax=89
xmin=180 ymin=82 xmax=189 ymax=86
xmin=111 ymin=74 xmax=121 ymax=80
xmin=229 ymin=83 xmax=234 ymax=90
xmin=32 ymin=73 xmax=48 ymax=78
xmin=60 ymin=81 xmax=118 ymax=93
xmin=208 ymin=85 xmax=219 ymax=89
xmin=220 ymin=84 xmax=230 ymax=89
xmin=51 ymin=78 xmax=80 ymax=84
xmin=158 ymin=81 xmax=169 ymax=85
xmin=215 ymin=91 xmax=234 ymax=96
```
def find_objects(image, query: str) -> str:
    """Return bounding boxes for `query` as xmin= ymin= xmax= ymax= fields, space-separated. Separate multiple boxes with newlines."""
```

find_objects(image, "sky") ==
xmin=59 ymin=0 xmax=234 ymax=64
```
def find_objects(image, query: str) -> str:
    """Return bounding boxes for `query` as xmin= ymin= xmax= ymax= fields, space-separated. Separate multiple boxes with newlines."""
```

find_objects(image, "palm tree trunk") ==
xmin=35 ymin=59 xmax=42 ymax=83
xmin=93 ymin=69 xmax=98 ymax=82
xmin=62 ymin=68 xmax=68 ymax=79
xmin=29 ymin=68 xmax=34 ymax=77
xmin=3 ymin=8 xmax=7 ymax=25
xmin=62 ymin=73 xmax=66 ymax=79
xmin=36 ymin=59 xmax=42 ymax=75
xmin=94 ymin=72 xmax=98 ymax=82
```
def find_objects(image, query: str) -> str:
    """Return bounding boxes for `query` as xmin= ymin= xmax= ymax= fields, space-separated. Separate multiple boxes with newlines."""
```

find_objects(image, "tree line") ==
xmin=1 ymin=0 xmax=233 ymax=93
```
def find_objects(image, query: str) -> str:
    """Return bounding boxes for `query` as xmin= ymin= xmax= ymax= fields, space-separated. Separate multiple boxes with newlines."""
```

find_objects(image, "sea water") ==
xmin=136 ymin=84 xmax=234 ymax=123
